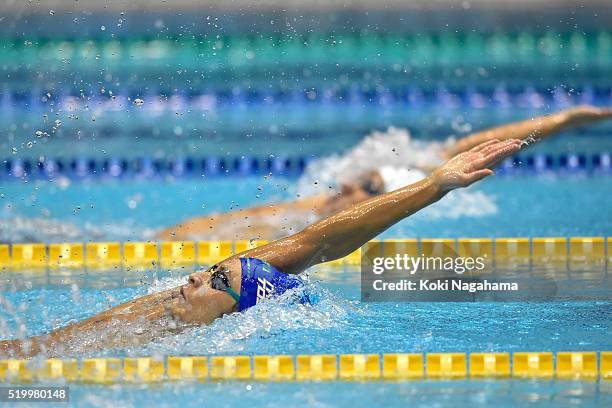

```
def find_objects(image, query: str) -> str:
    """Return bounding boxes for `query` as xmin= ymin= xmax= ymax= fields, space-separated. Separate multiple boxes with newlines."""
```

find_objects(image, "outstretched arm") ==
xmin=443 ymin=106 xmax=612 ymax=159
xmin=248 ymin=139 xmax=522 ymax=274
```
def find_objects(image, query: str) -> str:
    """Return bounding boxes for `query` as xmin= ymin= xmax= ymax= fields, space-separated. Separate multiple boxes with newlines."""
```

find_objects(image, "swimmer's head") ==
xmin=340 ymin=170 xmax=385 ymax=197
xmin=358 ymin=170 xmax=386 ymax=196
xmin=168 ymin=264 xmax=239 ymax=324
xmin=319 ymin=170 xmax=386 ymax=216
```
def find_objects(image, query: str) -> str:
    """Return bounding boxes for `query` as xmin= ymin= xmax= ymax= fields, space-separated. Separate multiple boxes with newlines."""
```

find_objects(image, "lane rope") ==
xmin=0 ymin=352 xmax=610 ymax=383
xmin=0 ymin=237 xmax=609 ymax=272
xmin=2 ymin=152 xmax=610 ymax=180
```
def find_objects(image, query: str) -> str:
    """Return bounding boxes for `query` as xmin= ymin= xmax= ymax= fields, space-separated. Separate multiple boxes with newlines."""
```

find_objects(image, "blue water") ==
xmin=5 ymin=380 xmax=611 ymax=408
xmin=1 ymin=267 xmax=610 ymax=407
xmin=2 ymin=276 xmax=611 ymax=354
xmin=2 ymin=96 xmax=611 ymax=408
xmin=1 ymin=173 xmax=611 ymax=243
xmin=22 ymin=380 xmax=612 ymax=408
xmin=4 ymin=108 xmax=612 ymax=159
xmin=2 ymin=126 xmax=611 ymax=407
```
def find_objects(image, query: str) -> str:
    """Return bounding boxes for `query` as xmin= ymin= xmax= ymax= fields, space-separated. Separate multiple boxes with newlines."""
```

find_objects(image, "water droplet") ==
xmin=54 ymin=119 xmax=62 ymax=127
xmin=49 ymin=10 xmax=55 ymax=15
xmin=100 ymin=25 xmax=106 ymax=31
xmin=134 ymin=98 xmax=144 ymax=106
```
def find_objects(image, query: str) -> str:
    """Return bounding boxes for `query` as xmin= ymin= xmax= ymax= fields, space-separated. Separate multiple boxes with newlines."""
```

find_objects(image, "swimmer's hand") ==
xmin=563 ymin=105 xmax=612 ymax=126
xmin=432 ymin=139 xmax=521 ymax=192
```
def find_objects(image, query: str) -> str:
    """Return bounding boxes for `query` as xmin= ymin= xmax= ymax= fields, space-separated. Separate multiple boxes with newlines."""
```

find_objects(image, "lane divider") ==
xmin=0 ymin=352 xmax=609 ymax=383
xmin=3 ymin=87 xmax=612 ymax=112
xmin=0 ymin=237 xmax=609 ymax=272
xmin=2 ymin=152 xmax=610 ymax=180
xmin=2 ymin=31 xmax=610 ymax=67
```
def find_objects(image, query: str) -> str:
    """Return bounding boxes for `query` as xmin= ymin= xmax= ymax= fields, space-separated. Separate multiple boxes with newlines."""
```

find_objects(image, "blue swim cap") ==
xmin=239 ymin=258 xmax=303 ymax=311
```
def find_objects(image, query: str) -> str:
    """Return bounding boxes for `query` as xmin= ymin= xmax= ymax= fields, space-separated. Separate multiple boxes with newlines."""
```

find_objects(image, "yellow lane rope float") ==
xmin=0 ymin=352 xmax=610 ymax=383
xmin=0 ymin=237 xmax=609 ymax=272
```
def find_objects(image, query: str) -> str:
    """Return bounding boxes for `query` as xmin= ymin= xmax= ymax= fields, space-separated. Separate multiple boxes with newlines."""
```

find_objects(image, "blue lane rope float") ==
xmin=1 ymin=85 xmax=612 ymax=111
xmin=0 ymin=351 xmax=610 ymax=383
xmin=1 ymin=153 xmax=610 ymax=180
xmin=1 ymin=155 xmax=309 ymax=179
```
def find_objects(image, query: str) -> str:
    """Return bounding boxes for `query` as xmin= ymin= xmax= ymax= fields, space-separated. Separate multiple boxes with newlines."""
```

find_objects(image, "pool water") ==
xmin=1 ymin=114 xmax=611 ymax=407
xmin=1 ymin=26 xmax=611 ymax=407
xmin=0 ymin=265 xmax=610 ymax=407
xmin=2 ymin=268 xmax=611 ymax=354
xmin=4 ymin=107 xmax=612 ymax=160
xmin=66 ymin=380 xmax=611 ymax=408
xmin=1 ymin=171 xmax=611 ymax=243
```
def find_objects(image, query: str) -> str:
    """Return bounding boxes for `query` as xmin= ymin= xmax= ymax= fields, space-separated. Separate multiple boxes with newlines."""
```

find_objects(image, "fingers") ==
xmin=471 ymin=139 xmax=520 ymax=160
xmin=467 ymin=139 xmax=520 ymax=172
xmin=479 ymin=139 xmax=517 ymax=157
xmin=571 ymin=105 xmax=612 ymax=120
xmin=481 ymin=139 xmax=521 ymax=169
xmin=464 ymin=169 xmax=494 ymax=186
xmin=470 ymin=139 xmax=499 ymax=153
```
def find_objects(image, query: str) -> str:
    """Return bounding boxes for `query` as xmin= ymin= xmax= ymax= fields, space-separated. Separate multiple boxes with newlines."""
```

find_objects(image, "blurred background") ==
xmin=1 ymin=0 xmax=611 ymax=242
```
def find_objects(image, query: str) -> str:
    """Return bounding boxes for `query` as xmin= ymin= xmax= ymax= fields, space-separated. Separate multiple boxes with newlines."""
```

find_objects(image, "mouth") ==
xmin=179 ymin=286 xmax=186 ymax=300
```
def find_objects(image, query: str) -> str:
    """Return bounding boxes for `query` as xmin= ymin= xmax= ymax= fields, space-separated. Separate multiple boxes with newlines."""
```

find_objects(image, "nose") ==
xmin=188 ymin=274 xmax=203 ymax=288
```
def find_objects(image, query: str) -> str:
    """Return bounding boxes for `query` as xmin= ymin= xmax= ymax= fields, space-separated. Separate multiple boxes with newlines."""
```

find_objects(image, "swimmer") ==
xmin=2 ymin=138 xmax=522 ymax=358
xmin=156 ymin=170 xmax=385 ymax=241
xmin=158 ymin=105 xmax=612 ymax=241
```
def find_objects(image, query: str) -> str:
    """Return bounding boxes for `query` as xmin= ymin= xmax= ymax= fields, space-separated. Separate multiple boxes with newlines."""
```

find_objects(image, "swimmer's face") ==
xmin=358 ymin=170 xmax=385 ymax=196
xmin=168 ymin=263 xmax=239 ymax=324
xmin=340 ymin=170 xmax=385 ymax=198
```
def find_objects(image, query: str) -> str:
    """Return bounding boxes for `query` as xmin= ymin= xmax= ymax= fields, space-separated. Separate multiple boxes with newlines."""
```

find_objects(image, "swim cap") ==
xmin=239 ymin=258 xmax=303 ymax=311
xmin=377 ymin=166 xmax=427 ymax=192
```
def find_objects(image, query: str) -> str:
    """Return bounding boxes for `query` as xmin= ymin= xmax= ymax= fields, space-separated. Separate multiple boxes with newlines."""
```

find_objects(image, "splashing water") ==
xmin=97 ymin=277 xmax=356 ymax=357
xmin=296 ymin=127 xmax=497 ymax=218
xmin=296 ymin=127 xmax=449 ymax=196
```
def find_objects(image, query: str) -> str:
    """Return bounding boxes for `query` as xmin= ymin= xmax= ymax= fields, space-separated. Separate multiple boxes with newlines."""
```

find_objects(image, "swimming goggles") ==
xmin=209 ymin=266 xmax=240 ymax=303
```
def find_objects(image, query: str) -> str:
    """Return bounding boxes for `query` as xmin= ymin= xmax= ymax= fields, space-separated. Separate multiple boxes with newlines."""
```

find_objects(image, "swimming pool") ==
xmin=1 ymin=7 xmax=612 ymax=407
xmin=1 ymin=165 xmax=611 ymax=407
xmin=1 ymin=262 xmax=611 ymax=407
xmin=1 ymin=166 xmax=611 ymax=243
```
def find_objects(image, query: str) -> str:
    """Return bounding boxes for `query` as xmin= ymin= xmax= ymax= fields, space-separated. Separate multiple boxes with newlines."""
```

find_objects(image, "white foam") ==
xmin=296 ymin=127 xmax=449 ymax=196
xmin=296 ymin=127 xmax=497 ymax=218
xmin=103 ymin=282 xmax=354 ymax=357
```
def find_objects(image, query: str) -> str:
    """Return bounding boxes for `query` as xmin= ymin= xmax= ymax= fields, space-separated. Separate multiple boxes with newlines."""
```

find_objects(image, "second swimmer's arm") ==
xmin=443 ymin=106 xmax=612 ymax=159
xmin=249 ymin=139 xmax=521 ymax=274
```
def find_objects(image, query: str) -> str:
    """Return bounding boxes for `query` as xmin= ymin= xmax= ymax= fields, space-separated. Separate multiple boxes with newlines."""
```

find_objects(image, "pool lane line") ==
xmin=2 ymin=31 xmax=610 ymax=61
xmin=2 ymin=152 xmax=610 ymax=180
xmin=0 ymin=237 xmax=609 ymax=272
xmin=0 ymin=352 xmax=610 ymax=383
